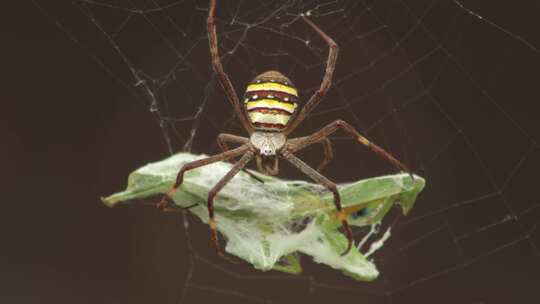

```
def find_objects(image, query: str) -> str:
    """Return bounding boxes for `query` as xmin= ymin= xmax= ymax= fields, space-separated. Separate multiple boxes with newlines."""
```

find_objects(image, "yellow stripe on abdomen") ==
xmin=248 ymin=111 xmax=291 ymax=127
xmin=246 ymin=82 xmax=298 ymax=96
xmin=246 ymin=99 xmax=297 ymax=113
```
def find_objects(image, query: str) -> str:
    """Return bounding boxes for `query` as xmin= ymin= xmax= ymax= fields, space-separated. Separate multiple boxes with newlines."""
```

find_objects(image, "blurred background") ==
xmin=3 ymin=0 xmax=540 ymax=303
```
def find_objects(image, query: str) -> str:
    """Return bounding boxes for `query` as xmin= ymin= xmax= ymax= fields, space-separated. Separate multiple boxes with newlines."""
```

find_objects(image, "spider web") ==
xmin=34 ymin=0 xmax=540 ymax=303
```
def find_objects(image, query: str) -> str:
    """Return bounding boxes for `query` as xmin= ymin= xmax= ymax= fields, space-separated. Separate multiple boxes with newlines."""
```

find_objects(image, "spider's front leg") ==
xmin=217 ymin=133 xmax=264 ymax=183
xmin=280 ymin=149 xmax=354 ymax=256
xmin=207 ymin=149 xmax=256 ymax=257
xmin=157 ymin=145 xmax=250 ymax=212
xmin=290 ymin=120 xmax=413 ymax=180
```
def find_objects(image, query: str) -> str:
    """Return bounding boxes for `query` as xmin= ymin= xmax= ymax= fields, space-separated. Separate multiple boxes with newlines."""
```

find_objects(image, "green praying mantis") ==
xmin=103 ymin=153 xmax=425 ymax=281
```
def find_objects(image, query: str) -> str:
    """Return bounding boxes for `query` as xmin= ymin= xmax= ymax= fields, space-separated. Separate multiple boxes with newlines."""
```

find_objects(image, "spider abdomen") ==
xmin=244 ymin=71 xmax=298 ymax=131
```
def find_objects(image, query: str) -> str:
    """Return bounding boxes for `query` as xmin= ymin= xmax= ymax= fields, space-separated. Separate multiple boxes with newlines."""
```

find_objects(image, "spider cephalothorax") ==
xmin=157 ymin=0 xmax=413 ymax=260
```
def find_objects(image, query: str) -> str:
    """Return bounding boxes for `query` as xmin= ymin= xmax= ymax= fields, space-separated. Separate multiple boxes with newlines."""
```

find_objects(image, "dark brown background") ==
xmin=3 ymin=1 xmax=540 ymax=303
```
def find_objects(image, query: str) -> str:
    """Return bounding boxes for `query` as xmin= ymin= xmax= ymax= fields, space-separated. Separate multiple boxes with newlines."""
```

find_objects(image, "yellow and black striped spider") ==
xmin=158 ymin=0 xmax=412 ymax=258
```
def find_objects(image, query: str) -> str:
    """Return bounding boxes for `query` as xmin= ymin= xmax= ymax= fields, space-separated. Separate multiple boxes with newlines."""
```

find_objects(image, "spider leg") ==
xmin=157 ymin=145 xmax=251 ymax=212
xmin=317 ymin=138 xmax=333 ymax=172
xmin=216 ymin=133 xmax=247 ymax=165
xmin=207 ymin=0 xmax=253 ymax=134
xmin=147 ymin=202 xmax=198 ymax=213
xmin=285 ymin=16 xmax=339 ymax=134
xmin=280 ymin=150 xmax=353 ymax=256
xmin=207 ymin=150 xmax=255 ymax=258
xmin=217 ymin=133 xmax=264 ymax=183
xmin=288 ymin=137 xmax=333 ymax=172
xmin=217 ymin=133 xmax=249 ymax=149
xmin=290 ymin=120 xmax=413 ymax=180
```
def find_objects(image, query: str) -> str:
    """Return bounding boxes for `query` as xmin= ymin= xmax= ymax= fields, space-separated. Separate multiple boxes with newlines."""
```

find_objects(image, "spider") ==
xmin=157 ymin=0 xmax=412 ymax=258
